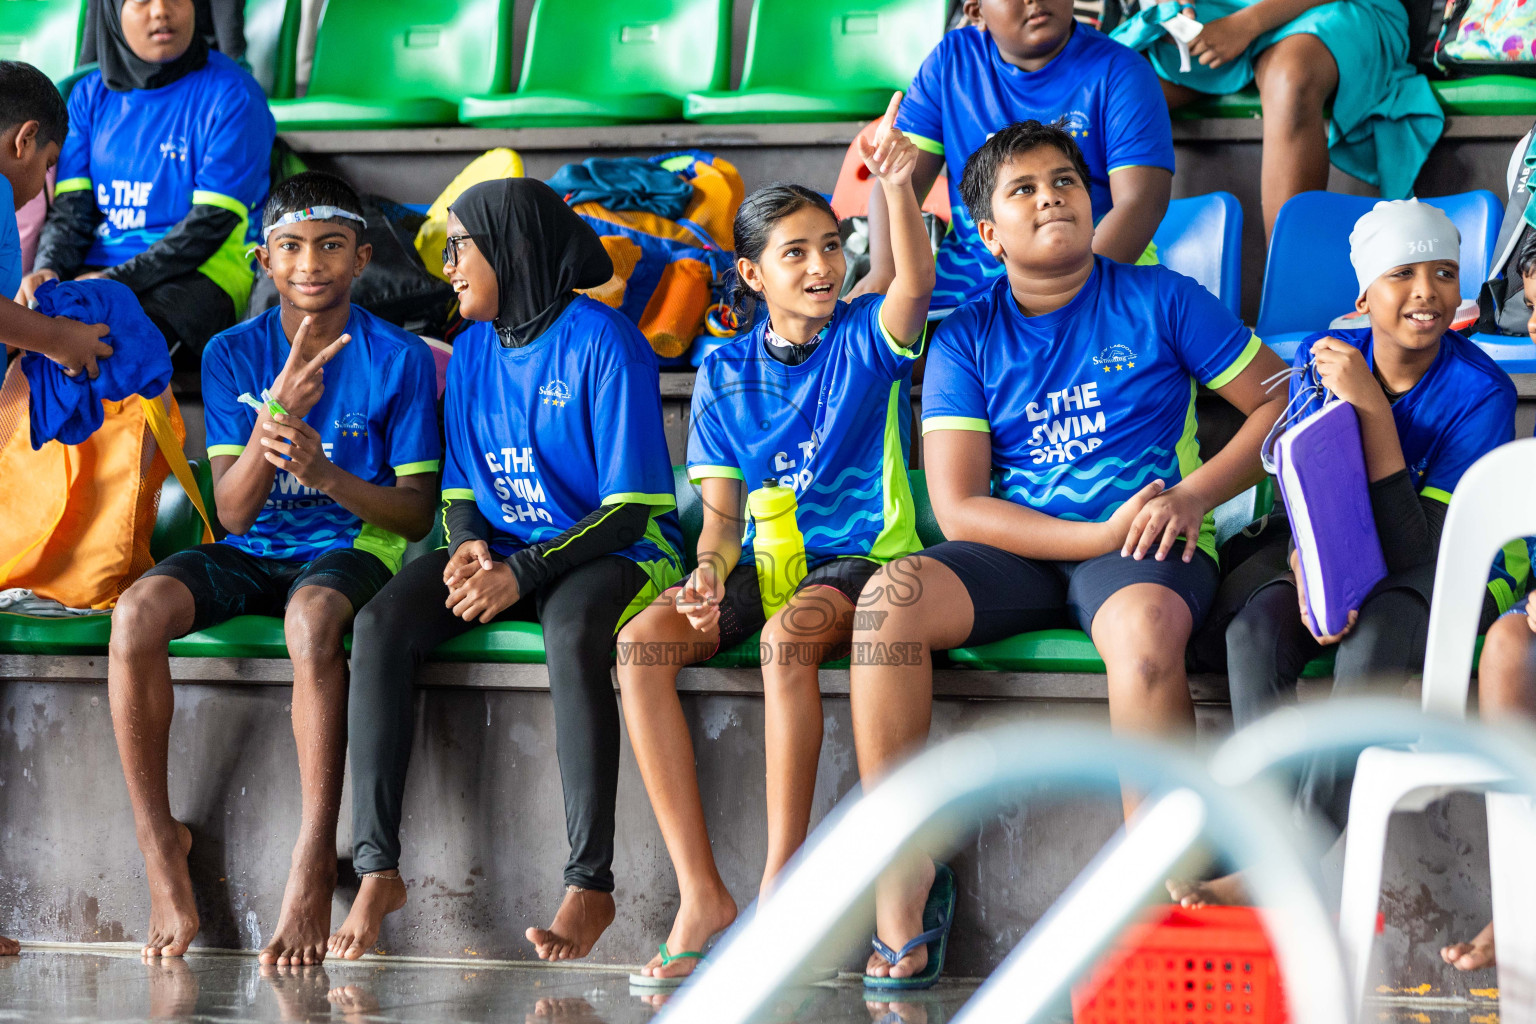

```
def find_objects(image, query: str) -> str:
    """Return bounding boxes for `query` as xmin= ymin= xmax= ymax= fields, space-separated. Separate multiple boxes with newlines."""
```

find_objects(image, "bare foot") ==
xmin=260 ymin=849 xmax=337 ymax=966
xmin=864 ymin=857 xmax=936 ymax=980
xmin=259 ymin=963 xmax=331 ymax=1023
xmin=328 ymin=870 xmax=406 ymax=961
xmin=0 ymin=936 xmax=17 ymax=956
xmin=636 ymin=884 xmax=737 ymax=982
xmin=1441 ymin=921 xmax=1496 ymax=971
xmin=1166 ymin=872 xmax=1246 ymax=909
xmin=144 ymin=955 xmax=199 ymax=1020
xmin=327 ymin=983 xmax=381 ymax=1022
xmin=142 ymin=821 xmax=198 ymax=958
xmin=527 ymin=997 xmax=605 ymax=1022
xmin=526 ymin=886 xmax=616 ymax=961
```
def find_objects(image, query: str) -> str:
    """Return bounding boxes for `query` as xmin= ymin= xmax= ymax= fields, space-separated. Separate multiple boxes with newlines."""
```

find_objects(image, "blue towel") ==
xmin=1111 ymin=0 xmax=1444 ymax=199
xmin=23 ymin=279 xmax=172 ymax=449
xmin=546 ymin=158 xmax=693 ymax=220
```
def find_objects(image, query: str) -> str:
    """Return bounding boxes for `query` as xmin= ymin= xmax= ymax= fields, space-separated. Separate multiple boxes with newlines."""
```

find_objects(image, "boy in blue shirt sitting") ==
xmin=853 ymin=0 xmax=1175 ymax=318
xmin=0 ymin=60 xmax=113 ymax=381
xmin=107 ymin=172 xmax=441 ymax=965
xmin=851 ymin=121 xmax=1284 ymax=987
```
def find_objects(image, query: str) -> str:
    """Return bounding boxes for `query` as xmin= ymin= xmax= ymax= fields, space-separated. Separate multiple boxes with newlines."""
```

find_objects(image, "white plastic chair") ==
xmin=1337 ymin=437 xmax=1536 ymax=1020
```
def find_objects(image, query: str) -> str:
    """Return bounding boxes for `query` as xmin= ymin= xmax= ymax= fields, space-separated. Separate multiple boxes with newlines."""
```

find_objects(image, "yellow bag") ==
xmin=0 ymin=360 xmax=209 ymax=610
xmin=414 ymin=148 xmax=526 ymax=282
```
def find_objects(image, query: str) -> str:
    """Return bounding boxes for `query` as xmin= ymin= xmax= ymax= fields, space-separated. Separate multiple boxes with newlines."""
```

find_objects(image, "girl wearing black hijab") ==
xmin=23 ymin=0 xmax=274 ymax=360
xmin=333 ymin=179 xmax=686 ymax=963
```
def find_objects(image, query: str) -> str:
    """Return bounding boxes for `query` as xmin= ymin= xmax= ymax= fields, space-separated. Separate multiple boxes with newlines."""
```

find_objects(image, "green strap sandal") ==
xmin=628 ymin=942 xmax=706 ymax=990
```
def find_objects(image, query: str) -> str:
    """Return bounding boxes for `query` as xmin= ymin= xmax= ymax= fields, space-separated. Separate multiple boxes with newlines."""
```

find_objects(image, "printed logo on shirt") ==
xmin=96 ymin=180 xmax=155 ymax=232
xmin=1092 ymin=344 xmax=1138 ymax=373
xmin=539 ymin=379 xmax=572 ymax=408
xmin=1025 ymin=380 xmax=1107 ymax=465
xmin=1061 ymin=110 xmax=1092 ymax=140
xmin=483 ymin=446 xmax=555 ymax=526
xmin=158 ymin=136 xmax=190 ymax=163
xmin=334 ymin=412 xmax=368 ymax=438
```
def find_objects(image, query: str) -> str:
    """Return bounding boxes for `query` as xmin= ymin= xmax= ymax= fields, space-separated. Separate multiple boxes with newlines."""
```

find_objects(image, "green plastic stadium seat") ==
xmin=169 ymin=614 xmax=291 ymax=658
xmin=460 ymin=0 xmax=730 ymax=128
xmin=0 ymin=0 xmax=86 ymax=83
xmin=244 ymin=0 xmax=302 ymax=99
xmin=1431 ymin=75 xmax=1536 ymax=115
xmin=1174 ymin=86 xmax=1262 ymax=120
xmin=268 ymin=0 xmax=514 ymax=130
xmin=684 ymin=0 xmax=946 ymax=124
xmin=150 ymin=459 xmax=216 ymax=563
xmin=948 ymin=628 xmax=1107 ymax=673
xmin=0 ymin=611 xmax=111 ymax=654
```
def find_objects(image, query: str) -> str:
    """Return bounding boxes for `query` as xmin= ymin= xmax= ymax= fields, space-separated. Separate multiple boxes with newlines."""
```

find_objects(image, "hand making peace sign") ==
xmin=267 ymin=315 xmax=351 ymax=419
xmin=857 ymin=91 xmax=919 ymax=189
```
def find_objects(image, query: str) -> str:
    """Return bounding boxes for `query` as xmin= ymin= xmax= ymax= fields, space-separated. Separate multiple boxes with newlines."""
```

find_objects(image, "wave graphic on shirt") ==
xmin=801 ymin=509 xmax=885 ymax=548
xmin=932 ymin=207 xmax=1007 ymax=309
xmin=796 ymin=468 xmax=884 ymax=519
xmin=1000 ymin=449 xmax=1179 ymax=510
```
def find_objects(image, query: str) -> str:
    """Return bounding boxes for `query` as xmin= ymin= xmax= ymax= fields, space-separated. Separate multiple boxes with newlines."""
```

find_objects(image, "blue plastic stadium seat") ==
xmin=1254 ymin=190 xmax=1502 ymax=363
xmin=1153 ymin=192 xmax=1244 ymax=320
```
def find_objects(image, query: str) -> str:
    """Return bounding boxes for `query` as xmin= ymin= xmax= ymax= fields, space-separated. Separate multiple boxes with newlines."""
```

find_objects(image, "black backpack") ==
xmin=1473 ymin=125 xmax=1536 ymax=335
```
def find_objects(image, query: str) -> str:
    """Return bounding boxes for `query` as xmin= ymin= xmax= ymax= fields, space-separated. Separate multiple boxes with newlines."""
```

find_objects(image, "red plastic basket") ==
xmin=1071 ymin=906 xmax=1289 ymax=1024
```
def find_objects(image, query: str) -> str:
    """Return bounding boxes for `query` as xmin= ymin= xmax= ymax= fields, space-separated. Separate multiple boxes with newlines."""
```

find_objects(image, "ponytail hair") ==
xmin=728 ymin=182 xmax=838 ymax=321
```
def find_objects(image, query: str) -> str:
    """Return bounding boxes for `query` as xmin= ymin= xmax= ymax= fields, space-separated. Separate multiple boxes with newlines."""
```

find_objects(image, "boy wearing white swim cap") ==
xmin=1180 ymin=199 xmax=1519 ymax=912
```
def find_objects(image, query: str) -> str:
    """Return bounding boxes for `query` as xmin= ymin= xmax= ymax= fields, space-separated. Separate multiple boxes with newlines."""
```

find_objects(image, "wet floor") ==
xmin=0 ymin=948 xmax=983 ymax=1023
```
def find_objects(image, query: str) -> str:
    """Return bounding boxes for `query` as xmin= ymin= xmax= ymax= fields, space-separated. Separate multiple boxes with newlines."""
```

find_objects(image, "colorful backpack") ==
xmin=559 ymin=151 xmax=744 ymax=359
xmin=1436 ymin=0 xmax=1536 ymax=73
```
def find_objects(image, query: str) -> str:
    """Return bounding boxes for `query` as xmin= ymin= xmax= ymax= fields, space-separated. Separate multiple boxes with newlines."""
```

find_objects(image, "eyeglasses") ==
xmin=442 ymin=234 xmax=474 ymax=268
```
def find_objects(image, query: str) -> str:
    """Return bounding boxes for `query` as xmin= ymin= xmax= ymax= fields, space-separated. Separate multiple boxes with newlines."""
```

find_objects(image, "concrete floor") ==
xmin=0 ymin=948 xmax=985 ymax=1024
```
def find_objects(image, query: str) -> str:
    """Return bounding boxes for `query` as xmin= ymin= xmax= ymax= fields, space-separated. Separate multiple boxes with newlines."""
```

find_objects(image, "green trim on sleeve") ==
xmin=393 ymin=460 xmax=440 ymax=476
xmin=921 ymin=416 xmax=990 ymax=435
xmin=687 ymin=465 xmax=745 ymax=482
xmin=354 ymin=524 xmax=407 ymax=574
xmin=54 ymin=177 xmax=92 ymax=194
xmin=1419 ymin=486 xmax=1453 ymax=505
xmin=876 ymin=302 xmax=924 ymax=361
xmin=206 ymin=444 xmax=246 ymax=457
xmin=602 ymin=491 xmax=676 ymax=508
xmin=1135 ymin=239 xmax=1159 ymax=266
xmin=1204 ymin=335 xmax=1262 ymax=390
xmin=908 ymin=133 xmax=944 ymax=156
xmin=191 ymin=190 xmax=250 ymax=217
xmin=190 ymin=190 xmax=256 ymax=313
xmin=442 ymin=487 xmax=476 ymax=501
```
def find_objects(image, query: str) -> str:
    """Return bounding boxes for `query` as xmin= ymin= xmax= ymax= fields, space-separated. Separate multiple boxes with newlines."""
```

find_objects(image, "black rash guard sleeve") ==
xmin=1368 ymin=468 xmax=1444 ymax=574
xmin=100 ymin=205 xmax=242 ymax=293
xmin=502 ymin=501 xmax=652 ymax=595
xmin=34 ymin=191 xmax=101 ymax=281
xmin=444 ymin=498 xmax=491 ymax=552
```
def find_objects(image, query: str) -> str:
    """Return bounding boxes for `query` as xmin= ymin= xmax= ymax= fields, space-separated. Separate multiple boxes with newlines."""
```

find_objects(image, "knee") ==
xmin=1257 ymin=44 xmax=1335 ymax=116
xmin=1478 ymin=615 xmax=1536 ymax=714
xmin=1102 ymin=595 xmax=1189 ymax=689
xmin=283 ymin=588 xmax=351 ymax=664
xmin=110 ymin=578 xmax=183 ymax=654
xmin=760 ymin=609 xmax=834 ymax=680
xmin=543 ymin=613 xmax=612 ymax=671
xmin=1226 ymin=602 xmax=1281 ymax=664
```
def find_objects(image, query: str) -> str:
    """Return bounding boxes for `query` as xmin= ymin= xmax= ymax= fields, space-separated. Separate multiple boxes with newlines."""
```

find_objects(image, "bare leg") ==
xmin=761 ymin=586 xmax=855 ymax=891
xmin=327 ymin=870 xmax=406 ymax=960
xmin=108 ymin=576 xmax=200 ymax=957
xmin=615 ymin=591 xmax=735 ymax=981
xmin=261 ymin=586 xmax=354 ymax=966
xmin=1160 ymin=78 xmax=1205 ymax=110
xmin=1092 ymin=583 xmax=1196 ymax=822
xmin=1438 ymin=613 xmax=1536 ymax=967
xmin=851 ymin=557 xmax=974 ymax=980
xmin=1252 ymin=34 xmax=1339 ymax=238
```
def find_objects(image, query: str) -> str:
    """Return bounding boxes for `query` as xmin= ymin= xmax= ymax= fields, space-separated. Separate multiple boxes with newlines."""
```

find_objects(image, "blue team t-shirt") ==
xmin=922 ymin=257 xmax=1262 ymax=559
xmin=202 ymin=305 xmax=442 ymax=570
xmin=897 ymin=23 xmax=1174 ymax=315
xmin=1289 ymin=327 xmax=1523 ymax=610
xmin=441 ymin=297 xmax=684 ymax=606
xmin=688 ymin=294 xmax=921 ymax=568
xmin=0 ymin=175 xmax=19 ymax=300
xmin=54 ymin=52 xmax=275 ymax=310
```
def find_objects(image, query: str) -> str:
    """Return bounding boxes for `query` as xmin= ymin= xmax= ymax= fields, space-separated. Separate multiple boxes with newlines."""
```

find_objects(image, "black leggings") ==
xmin=1226 ymin=579 xmax=1488 ymax=836
xmin=348 ymin=549 xmax=650 ymax=891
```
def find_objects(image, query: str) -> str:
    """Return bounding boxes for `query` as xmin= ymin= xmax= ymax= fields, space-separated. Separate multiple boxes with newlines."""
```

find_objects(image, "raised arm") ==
xmin=858 ymin=92 xmax=936 ymax=344
xmin=851 ymin=148 xmax=943 ymax=301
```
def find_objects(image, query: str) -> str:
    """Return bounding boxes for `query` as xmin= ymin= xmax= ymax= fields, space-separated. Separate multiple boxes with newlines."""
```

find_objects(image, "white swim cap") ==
xmin=1348 ymin=199 xmax=1459 ymax=301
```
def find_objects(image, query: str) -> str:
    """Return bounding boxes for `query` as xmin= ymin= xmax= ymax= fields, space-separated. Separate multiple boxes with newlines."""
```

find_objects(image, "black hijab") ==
xmin=450 ymin=179 xmax=614 ymax=348
xmin=96 ymin=0 xmax=209 ymax=93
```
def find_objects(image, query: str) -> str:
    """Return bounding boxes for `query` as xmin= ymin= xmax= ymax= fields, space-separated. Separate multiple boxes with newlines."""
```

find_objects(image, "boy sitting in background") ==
xmin=852 ymin=0 xmax=1174 ymax=318
xmin=0 ymin=60 xmax=112 ymax=378
xmin=107 ymin=171 xmax=441 ymax=965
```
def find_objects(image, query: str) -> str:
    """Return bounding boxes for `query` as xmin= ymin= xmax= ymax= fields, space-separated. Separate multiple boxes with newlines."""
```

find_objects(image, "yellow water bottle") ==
xmin=747 ymin=478 xmax=808 ymax=619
